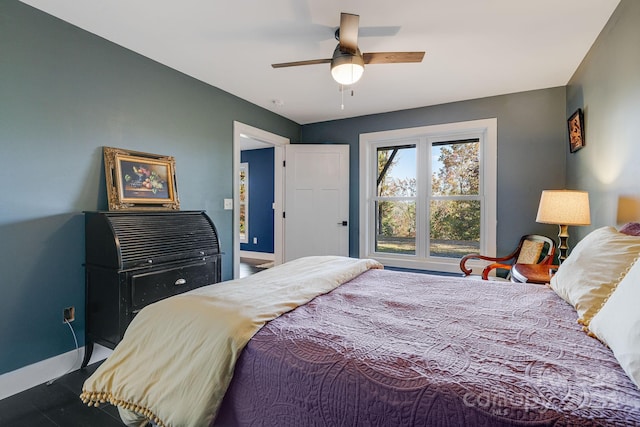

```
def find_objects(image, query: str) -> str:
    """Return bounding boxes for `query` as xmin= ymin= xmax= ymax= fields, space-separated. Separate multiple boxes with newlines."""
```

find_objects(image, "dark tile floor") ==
xmin=0 ymin=361 xmax=124 ymax=427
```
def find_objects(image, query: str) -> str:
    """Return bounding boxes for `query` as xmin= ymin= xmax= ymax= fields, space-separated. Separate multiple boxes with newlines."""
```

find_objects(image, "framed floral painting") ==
xmin=103 ymin=146 xmax=180 ymax=210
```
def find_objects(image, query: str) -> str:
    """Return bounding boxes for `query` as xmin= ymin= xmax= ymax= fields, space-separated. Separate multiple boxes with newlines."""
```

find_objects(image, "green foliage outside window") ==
xmin=430 ymin=142 xmax=480 ymax=242
xmin=376 ymin=141 xmax=481 ymax=257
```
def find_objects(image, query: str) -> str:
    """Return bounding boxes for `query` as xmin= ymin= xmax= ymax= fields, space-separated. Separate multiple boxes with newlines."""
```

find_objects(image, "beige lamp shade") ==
xmin=617 ymin=195 xmax=640 ymax=224
xmin=536 ymin=190 xmax=591 ymax=226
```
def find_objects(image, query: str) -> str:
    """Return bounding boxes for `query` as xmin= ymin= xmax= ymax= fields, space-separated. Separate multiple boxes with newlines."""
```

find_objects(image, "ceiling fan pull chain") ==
xmin=341 ymin=84 xmax=345 ymax=110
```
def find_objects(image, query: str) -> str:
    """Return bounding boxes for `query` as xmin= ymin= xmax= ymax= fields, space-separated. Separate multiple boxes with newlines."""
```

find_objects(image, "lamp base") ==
xmin=557 ymin=224 xmax=570 ymax=264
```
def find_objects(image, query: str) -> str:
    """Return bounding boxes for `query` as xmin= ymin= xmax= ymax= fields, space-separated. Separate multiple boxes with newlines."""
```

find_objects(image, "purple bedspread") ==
xmin=215 ymin=269 xmax=640 ymax=426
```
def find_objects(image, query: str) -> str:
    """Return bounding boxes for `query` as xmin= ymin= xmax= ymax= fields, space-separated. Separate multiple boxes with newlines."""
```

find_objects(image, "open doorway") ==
xmin=233 ymin=122 xmax=289 ymax=279
xmin=239 ymin=139 xmax=274 ymax=277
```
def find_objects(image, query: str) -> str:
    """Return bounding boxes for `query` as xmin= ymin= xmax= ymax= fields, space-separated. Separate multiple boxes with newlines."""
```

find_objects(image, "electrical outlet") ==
xmin=63 ymin=306 xmax=75 ymax=323
xmin=253 ymin=237 xmax=258 ymax=244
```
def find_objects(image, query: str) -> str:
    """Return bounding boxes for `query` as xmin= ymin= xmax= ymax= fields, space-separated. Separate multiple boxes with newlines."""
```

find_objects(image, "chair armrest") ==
xmin=538 ymin=245 xmax=556 ymax=265
xmin=460 ymin=253 xmax=480 ymax=276
xmin=460 ymin=253 xmax=511 ymax=276
xmin=482 ymin=263 xmax=512 ymax=280
xmin=460 ymin=253 xmax=517 ymax=280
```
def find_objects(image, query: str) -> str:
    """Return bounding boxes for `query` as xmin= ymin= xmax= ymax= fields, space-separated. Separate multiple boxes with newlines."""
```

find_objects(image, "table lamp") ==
xmin=536 ymin=190 xmax=591 ymax=264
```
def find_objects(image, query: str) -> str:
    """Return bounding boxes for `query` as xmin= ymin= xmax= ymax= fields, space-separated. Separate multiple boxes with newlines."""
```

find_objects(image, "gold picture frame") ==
xmin=103 ymin=146 xmax=180 ymax=210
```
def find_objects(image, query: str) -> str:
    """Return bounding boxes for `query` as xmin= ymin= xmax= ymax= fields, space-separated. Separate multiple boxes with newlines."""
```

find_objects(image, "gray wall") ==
xmin=566 ymin=0 xmax=640 ymax=238
xmin=301 ymin=88 xmax=568 ymax=258
xmin=0 ymin=1 xmax=300 ymax=375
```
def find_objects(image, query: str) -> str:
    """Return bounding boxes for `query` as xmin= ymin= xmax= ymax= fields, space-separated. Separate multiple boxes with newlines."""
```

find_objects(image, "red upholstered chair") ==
xmin=460 ymin=234 xmax=556 ymax=280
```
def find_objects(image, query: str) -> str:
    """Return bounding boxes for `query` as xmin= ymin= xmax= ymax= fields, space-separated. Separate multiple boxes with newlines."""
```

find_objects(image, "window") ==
xmin=359 ymin=119 xmax=497 ymax=273
xmin=429 ymin=139 xmax=481 ymax=258
xmin=375 ymin=144 xmax=417 ymax=255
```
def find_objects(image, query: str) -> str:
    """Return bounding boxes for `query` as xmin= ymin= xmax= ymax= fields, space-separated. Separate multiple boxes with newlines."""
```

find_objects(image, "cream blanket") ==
xmin=80 ymin=255 xmax=383 ymax=427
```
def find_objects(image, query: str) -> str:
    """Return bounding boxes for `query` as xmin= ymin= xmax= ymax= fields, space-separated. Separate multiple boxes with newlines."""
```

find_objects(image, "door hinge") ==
xmin=283 ymin=160 xmax=286 ymax=167
xmin=283 ymin=211 xmax=286 ymax=218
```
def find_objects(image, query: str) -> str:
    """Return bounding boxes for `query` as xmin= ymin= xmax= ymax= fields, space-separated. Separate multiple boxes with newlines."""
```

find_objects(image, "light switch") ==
xmin=223 ymin=199 xmax=233 ymax=210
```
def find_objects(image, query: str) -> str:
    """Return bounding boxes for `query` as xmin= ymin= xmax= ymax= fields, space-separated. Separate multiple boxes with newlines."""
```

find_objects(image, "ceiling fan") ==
xmin=271 ymin=12 xmax=425 ymax=86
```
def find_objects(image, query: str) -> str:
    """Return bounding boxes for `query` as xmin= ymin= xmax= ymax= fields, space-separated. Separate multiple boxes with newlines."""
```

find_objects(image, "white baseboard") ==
xmin=240 ymin=250 xmax=275 ymax=261
xmin=0 ymin=345 xmax=112 ymax=400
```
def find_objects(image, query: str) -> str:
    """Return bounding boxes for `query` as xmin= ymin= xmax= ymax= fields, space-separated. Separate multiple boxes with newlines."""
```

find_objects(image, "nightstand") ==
xmin=512 ymin=263 xmax=558 ymax=284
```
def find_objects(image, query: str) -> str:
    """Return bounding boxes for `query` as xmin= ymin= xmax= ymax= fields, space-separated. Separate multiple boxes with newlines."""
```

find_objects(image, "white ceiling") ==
xmin=20 ymin=0 xmax=620 ymax=125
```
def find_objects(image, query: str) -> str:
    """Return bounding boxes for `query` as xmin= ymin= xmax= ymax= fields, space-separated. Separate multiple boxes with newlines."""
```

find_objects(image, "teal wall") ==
xmin=566 ymin=0 xmax=640 ymax=238
xmin=301 ymin=87 xmax=568 ymax=258
xmin=0 ymin=1 xmax=300 ymax=375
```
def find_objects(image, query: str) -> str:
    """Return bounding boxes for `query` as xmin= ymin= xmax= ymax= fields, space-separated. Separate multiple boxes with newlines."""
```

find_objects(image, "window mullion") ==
xmin=416 ymin=137 xmax=429 ymax=259
xmin=368 ymin=144 xmax=378 ymax=256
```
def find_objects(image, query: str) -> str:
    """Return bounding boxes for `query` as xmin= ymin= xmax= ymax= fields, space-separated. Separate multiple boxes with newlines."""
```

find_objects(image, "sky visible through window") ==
xmin=385 ymin=145 xmax=444 ymax=182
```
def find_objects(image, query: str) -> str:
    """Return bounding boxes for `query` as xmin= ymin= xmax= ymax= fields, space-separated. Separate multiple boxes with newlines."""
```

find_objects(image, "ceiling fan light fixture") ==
xmin=330 ymin=45 xmax=364 ymax=85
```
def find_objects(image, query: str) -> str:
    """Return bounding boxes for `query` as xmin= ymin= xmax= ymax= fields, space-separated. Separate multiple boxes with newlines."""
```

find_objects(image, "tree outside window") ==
xmin=375 ymin=140 xmax=480 ymax=258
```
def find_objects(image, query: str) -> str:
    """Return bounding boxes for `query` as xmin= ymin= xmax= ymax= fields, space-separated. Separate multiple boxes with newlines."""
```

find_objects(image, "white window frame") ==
xmin=359 ymin=118 xmax=497 ymax=273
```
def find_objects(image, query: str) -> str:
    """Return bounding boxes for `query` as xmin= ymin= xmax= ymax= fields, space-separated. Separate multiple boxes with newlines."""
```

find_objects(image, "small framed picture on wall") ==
xmin=568 ymin=108 xmax=585 ymax=153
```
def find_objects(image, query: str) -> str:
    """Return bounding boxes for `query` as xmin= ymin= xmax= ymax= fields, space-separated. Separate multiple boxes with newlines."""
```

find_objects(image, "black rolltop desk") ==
xmin=82 ymin=210 xmax=221 ymax=367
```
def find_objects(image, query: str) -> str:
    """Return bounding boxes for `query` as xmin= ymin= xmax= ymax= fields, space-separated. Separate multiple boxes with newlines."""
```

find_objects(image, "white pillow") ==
xmin=550 ymin=226 xmax=640 ymax=325
xmin=589 ymin=257 xmax=640 ymax=388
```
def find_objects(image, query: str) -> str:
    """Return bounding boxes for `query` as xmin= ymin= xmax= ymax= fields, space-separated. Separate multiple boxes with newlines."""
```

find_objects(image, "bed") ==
xmin=81 ymin=226 xmax=640 ymax=427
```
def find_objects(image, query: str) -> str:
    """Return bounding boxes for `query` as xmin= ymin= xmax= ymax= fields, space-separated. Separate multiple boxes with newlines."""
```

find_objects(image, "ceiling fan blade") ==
xmin=339 ymin=13 xmax=359 ymax=55
xmin=363 ymin=51 xmax=425 ymax=64
xmin=271 ymin=58 xmax=331 ymax=68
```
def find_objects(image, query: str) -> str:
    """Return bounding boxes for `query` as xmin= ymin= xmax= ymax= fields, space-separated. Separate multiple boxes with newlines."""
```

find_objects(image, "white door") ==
xmin=284 ymin=144 xmax=349 ymax=262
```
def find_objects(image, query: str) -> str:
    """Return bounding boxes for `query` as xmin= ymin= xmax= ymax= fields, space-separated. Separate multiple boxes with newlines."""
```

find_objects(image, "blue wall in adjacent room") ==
xmin=240 ymin=148 xmax=275 ymax=254
xmin=0 ymin=1 xmax=300 ymax=375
